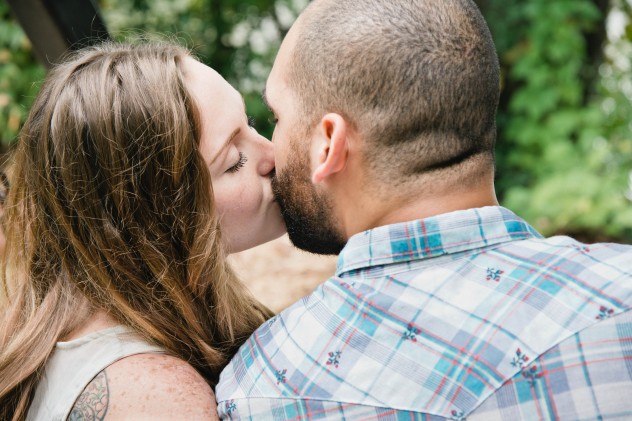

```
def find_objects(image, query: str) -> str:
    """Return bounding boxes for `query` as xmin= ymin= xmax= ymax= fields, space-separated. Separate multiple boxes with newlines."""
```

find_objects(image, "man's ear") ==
xmin=312 ymin=113 xmax=349 ymax=184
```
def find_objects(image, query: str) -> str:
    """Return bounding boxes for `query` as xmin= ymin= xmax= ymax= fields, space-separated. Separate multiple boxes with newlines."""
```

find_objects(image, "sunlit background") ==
xmin=1 ymin=0 xmax=632 ymax=310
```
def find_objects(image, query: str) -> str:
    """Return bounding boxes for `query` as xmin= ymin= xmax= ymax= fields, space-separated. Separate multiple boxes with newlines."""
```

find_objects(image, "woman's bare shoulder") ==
xmin=70 ymin=353 xmax=219 ymax=420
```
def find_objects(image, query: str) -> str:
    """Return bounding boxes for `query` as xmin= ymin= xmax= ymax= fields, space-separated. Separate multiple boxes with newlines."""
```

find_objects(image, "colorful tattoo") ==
xmin=68 ymin=370 xmax=109 ymax=420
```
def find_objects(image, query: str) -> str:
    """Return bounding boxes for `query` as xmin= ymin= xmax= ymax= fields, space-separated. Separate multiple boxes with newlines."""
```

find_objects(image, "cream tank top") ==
xmin=27 ymin=325 xmax=164 ymax=421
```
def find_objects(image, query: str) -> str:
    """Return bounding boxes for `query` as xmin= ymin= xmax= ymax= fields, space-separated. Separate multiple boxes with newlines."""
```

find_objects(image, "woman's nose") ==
xmin=255 ymin=134 xmax=275 ymax=176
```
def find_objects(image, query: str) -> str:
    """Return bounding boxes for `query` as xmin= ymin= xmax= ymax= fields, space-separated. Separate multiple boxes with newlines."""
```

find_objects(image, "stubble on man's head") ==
xmin=285 ymin=0 xmax=500 ymax=186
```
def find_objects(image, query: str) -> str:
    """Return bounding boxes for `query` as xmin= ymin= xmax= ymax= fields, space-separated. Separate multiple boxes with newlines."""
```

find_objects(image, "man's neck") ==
xmin=340 ymin=181 xmax=498 ymax=239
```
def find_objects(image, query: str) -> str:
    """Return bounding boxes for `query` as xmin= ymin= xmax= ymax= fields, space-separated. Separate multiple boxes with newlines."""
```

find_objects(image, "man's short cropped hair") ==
xmin=287 ymin=0 xmax=500 ymax=181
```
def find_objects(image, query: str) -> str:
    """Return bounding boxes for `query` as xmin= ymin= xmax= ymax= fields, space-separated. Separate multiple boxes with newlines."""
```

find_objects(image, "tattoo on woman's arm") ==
xmin=68 ymin=370 xmax=109 ymax=420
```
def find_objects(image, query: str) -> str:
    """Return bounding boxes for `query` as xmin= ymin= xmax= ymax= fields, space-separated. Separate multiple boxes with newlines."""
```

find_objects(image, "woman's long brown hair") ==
xmin=0 ymin=42 xmax=273 ymax=420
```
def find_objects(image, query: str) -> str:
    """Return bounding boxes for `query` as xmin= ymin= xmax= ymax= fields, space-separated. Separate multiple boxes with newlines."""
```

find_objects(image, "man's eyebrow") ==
xmin=210 ymin=127 xmax=240 ymax=165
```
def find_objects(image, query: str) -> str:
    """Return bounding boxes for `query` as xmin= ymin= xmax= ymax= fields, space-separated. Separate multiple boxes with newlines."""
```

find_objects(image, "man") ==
xmin=217 ymin=0 xmax=632 ymax=419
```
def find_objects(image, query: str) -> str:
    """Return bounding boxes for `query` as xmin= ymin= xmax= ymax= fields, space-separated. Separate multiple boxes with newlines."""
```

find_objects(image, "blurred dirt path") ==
xmin=228 ymin=235 xmax=337 ymax=313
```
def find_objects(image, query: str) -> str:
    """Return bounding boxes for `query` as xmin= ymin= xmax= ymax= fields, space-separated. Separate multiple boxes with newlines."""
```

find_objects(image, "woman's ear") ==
xmin=312 ymin=113 xmax=350 ymax=184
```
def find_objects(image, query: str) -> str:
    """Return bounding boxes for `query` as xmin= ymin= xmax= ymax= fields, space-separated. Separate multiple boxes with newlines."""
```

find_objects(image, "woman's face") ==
xmin=184 ymin=58 xmax=286 ymax=253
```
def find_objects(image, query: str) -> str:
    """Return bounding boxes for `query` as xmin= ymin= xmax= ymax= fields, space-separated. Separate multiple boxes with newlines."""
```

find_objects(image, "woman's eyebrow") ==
xmin=210 ymin=127 xmax=241 ymax=165
xmin=209 ymin=92 xmax=247 ymax=165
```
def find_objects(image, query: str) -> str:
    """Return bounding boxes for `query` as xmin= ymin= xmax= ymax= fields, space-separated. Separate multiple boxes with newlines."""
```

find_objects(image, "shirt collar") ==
xmin=336 ymin=206 xmax=542 ymax=275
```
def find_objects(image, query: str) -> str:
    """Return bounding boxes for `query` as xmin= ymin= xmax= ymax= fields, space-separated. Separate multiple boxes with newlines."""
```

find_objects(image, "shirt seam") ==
xmin=219 ymin=396 xmax=447 ymax=418
xmin=461 ymin=307 xmax=632 ymax=417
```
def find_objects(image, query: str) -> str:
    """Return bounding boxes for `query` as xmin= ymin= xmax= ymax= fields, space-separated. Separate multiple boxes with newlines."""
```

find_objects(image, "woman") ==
xmin=0 ymin=42 xmax=285 ymax=420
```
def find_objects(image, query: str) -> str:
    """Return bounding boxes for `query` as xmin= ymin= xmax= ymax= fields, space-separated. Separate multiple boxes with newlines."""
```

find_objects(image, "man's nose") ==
xmin=256 ymin=134 xmax=275 ymax=176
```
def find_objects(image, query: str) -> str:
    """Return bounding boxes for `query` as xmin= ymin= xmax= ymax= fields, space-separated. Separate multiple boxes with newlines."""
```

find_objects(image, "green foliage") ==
xmin=100 ymin=0 xmax=307 ymax=139
xmin=481 ymin=0 xmax=632 ymax=241
xmin=2 ymin=0 xmax=632 ymax=240
xmin=0 ymin=2 xmax=45 ymax=147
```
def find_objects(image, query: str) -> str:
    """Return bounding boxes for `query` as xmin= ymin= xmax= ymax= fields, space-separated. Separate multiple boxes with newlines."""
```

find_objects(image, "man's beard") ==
xmin=271 ymin=142 xmax=346 ymax=255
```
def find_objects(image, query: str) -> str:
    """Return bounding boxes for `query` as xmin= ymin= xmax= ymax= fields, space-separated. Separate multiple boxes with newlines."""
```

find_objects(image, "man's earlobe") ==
xmin=312 ymin=114 xmax=349 ymax=184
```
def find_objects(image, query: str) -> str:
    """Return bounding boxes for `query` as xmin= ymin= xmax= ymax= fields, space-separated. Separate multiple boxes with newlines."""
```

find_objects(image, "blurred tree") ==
xmin=1 ymin=0 xmax=632 ymax=241
xmin=100 ymin=0 xmax=308 ymax=139
xmin=0 ymin=1 xmax=45 ymax=148
xmin=477 ymin=0 xmax=632 ymax=241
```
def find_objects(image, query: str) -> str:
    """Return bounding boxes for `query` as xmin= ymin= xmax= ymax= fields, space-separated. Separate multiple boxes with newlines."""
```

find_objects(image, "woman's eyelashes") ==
xmin=248 ymin=115 xmax=257 ymax=130
xmin=226 ymin=152 xmax=247 ymax=173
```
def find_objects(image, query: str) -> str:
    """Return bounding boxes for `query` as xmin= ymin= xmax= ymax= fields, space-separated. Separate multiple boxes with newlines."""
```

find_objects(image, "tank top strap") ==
xmin=27 ymin=325 xmax=164 ymax=421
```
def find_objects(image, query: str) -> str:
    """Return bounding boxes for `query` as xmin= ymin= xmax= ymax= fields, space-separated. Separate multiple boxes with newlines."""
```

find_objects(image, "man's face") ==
xmin=269 ymin=122 xmax=346 ymax=255
xmin=265 ymin=28 xmax=346 ymax=255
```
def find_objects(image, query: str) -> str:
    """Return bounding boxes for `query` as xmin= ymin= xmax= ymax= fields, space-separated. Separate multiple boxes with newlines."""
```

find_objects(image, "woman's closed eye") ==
xmin=248 ymin=115 xmax=257 ymax=130
xmin=226 ymin=152 xmax=247 ymax=173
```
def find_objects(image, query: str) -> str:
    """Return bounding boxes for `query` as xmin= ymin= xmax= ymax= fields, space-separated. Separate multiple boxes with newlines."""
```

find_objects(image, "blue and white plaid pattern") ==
xmin=217 ymin=207 xmax=632 ymax=420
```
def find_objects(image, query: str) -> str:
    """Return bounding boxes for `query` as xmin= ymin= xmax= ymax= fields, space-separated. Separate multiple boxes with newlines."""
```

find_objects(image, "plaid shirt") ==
xmin=217 ymin=207 xmax=632 ymax=420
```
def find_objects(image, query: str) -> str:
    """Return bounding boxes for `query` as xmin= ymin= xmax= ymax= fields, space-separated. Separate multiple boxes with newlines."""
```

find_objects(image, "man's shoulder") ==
xmin=531 ymin=234 xmax=632 ymax=254
xmin=470 ymin=308 xmax=632 ymax=420
xmin=216 ymin=287 xmax=332 ymax=399
xmin=486 ymin=233 xmax=632 ymax=278
xmin=216 ymin=233 xmax=632 ymax=418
